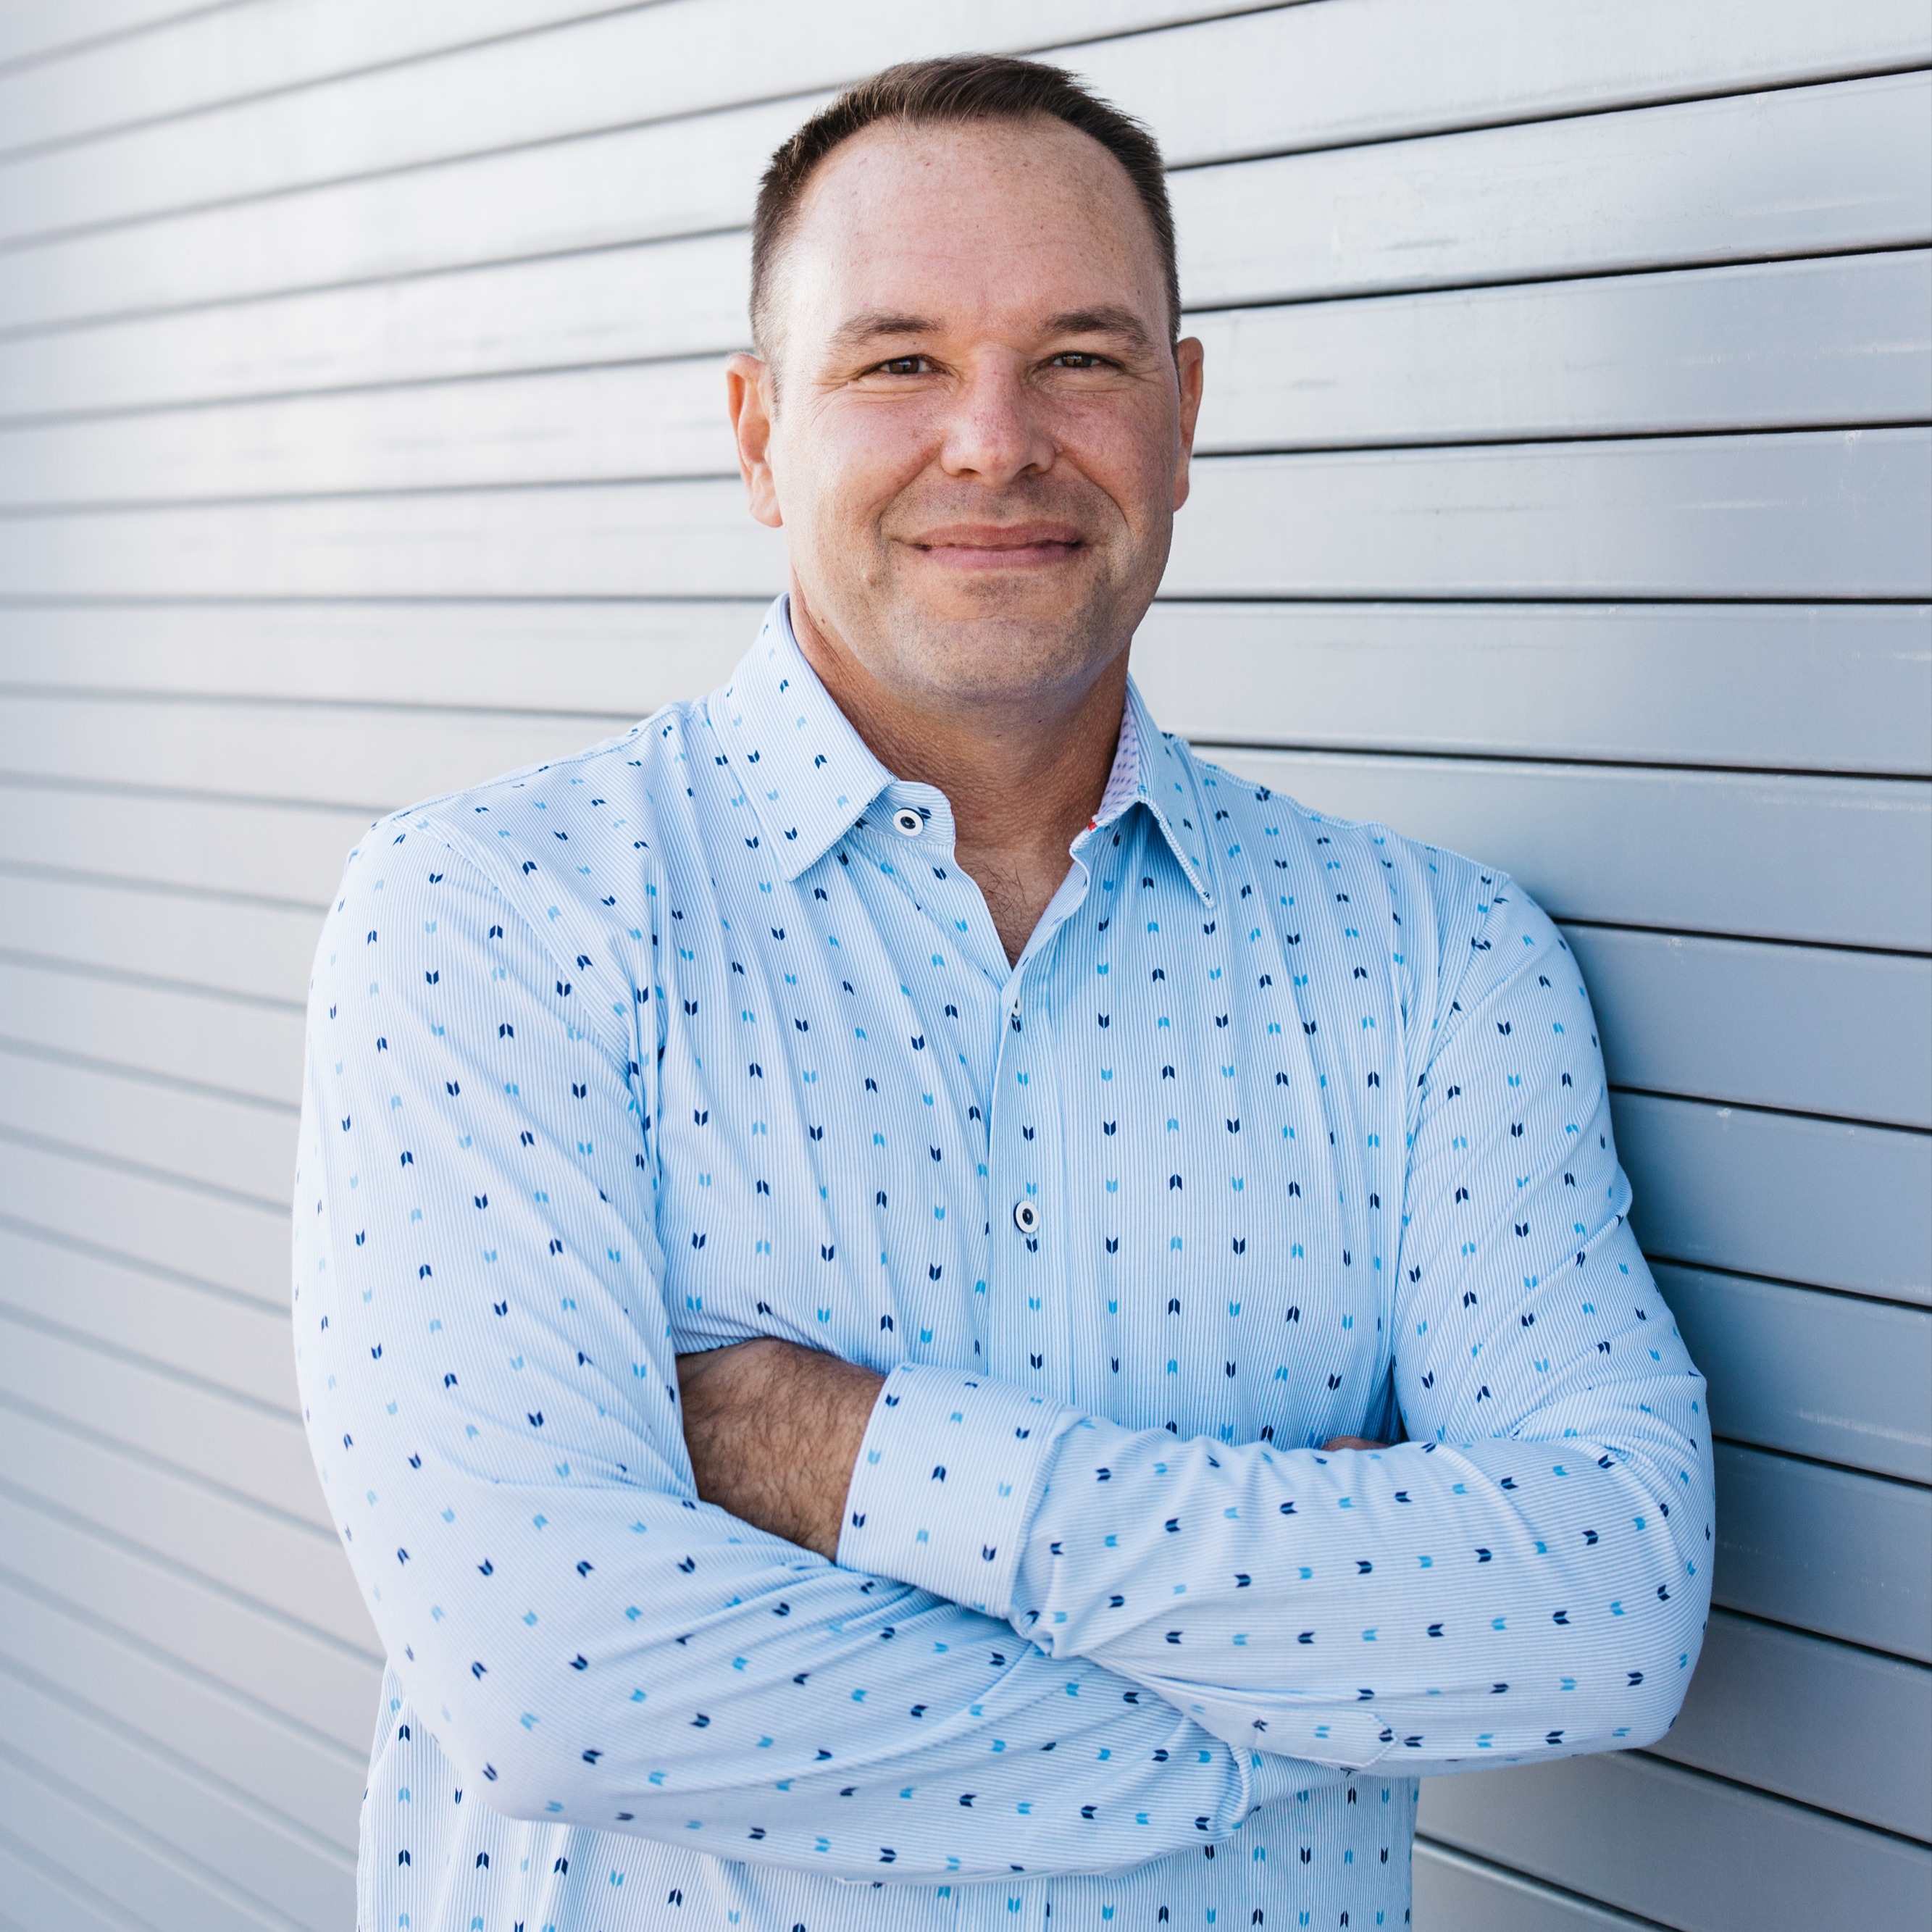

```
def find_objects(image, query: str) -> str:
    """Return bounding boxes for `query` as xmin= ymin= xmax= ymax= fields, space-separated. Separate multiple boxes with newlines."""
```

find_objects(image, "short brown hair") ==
xmin=750 ymin=54 xmax=1179 ymax=360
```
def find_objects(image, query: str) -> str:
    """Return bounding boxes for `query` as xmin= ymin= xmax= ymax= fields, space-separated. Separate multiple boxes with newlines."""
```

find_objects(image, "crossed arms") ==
xmin=296 ymin=836 xmax=1713 ymax=1884
xmin=675 ymin=1337 xmax=1382 ymax=1560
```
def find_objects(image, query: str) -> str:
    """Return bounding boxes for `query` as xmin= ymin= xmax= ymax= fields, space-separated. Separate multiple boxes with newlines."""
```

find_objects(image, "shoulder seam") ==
xmin=409 ymin=808 xmax=641 ymax=1067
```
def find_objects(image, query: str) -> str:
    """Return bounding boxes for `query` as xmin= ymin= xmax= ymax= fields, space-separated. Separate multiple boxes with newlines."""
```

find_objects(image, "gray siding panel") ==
xmin=1713 ymin=1442 xmax=1932 ymax=1662
xmin=0 ymin=1220 xmax=301 ymax=1405
xmin=0 ymin=1834 xmax=138 ymax=1932
xmin=1657 ymin=1266 xmax=1932 ymax=1481
xmin=1174 ymin=72 xmax=1932 ymax=309
xmin=1090 ymin=0 xmax=1932 ymax=170
xmin=1413 ymin=1842 xmax=1665 ymax=1931
xmin=0 ymin=1043 xmax=297 ymax=1208
xmin=0 ymin=1400 xmax=375 ymax=1647
xmin=0 ymin=601 xmax=766 ymax=711
xmin=0 ymin=1314 xmax=322 ymax=1527
xmin=1571 ymin=929 xmax=1932 ymax=1132
xmin=0 ymin=1670 xmax=352 ymax=1931
xmin=0 ymin=871 xmax=327 ymax=1008
xmin=0 ymin=229 xmax=756 ymax=418
xmin=0 ymin=0 xmax=1281 ymax=172
xmin=1618 ymin=1094 xmax=1931 ymax=1305
xmin=1653 ymin=1610 xmax=1932 ymax=1840
xmin=0 ymin=1484 xmax=381 ymax=1753
xmin=0 ymin=692 xmax=635 ymax=814
xmin=0 ymin=956 xmax=304 ymax=1108
xmin=0 ymin=1749 xmax=289 ymax=1932
xmin=1191 ymin=250 xmax=1932 ymax=451
xmin=0 ymin=2 xmax=223 ymax=72
xmin=0 ymin=1573 xmax=362 ymax=1853
xmin=0 ymin=785 xmax=375 ymax=906
xmin=1169 ymin=432 xmax=1932 ymax=600
xmin=0 ymin=1136 xmax=290 ymax=1308
xmin=1418 ymin=1751 xmax=1932 ymax=1932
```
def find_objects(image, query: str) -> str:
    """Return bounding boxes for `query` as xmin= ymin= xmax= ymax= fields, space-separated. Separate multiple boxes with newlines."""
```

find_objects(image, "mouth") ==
xmin=904 ymin=523 xmax=1088 ymax=570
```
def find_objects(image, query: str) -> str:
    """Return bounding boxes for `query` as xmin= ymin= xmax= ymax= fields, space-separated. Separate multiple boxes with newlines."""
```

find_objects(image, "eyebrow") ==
xmin=826 ymin=311 xmax=941 ymax=355
xmin=1041 ymin=305 xmax=1158 ymax=352
xmin=825 ymin=304 xmax=1160 ymax=359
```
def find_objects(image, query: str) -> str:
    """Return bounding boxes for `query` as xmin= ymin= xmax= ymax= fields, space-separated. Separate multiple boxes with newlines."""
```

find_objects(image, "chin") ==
xmin=903 ymin=607 xmax=1124 ymax=700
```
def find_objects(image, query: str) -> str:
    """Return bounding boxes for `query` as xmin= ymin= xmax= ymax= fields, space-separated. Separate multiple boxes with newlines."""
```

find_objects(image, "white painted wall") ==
xmin=0 ymin=4 xmax=1925 ymax=1925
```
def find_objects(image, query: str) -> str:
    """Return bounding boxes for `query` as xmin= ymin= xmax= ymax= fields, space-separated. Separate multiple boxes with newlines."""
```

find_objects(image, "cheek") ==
xmin=1052 ymin=401 xmax=1176 ymax=525
xmin=779 ymin=401 xmax=940 ymax=524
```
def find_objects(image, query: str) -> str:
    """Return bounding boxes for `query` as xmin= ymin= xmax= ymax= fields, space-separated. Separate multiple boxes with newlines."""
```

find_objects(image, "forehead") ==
xmin=782 ymin=115 xmax=1165 ymax=333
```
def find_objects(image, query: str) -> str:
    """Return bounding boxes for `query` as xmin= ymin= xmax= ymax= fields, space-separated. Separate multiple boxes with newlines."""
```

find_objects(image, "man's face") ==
xmin=729 ymin=115 xmax=1203 ymax=716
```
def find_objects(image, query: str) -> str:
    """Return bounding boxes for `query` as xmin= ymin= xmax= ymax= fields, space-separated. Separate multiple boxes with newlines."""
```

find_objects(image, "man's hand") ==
xmin=677 ymin=1338 xmax=883 ymax=1559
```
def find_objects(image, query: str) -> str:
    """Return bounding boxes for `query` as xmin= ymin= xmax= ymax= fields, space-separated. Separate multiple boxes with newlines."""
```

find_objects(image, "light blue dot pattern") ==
xmin=295 ymin=598 xmax=1713 ymax=1932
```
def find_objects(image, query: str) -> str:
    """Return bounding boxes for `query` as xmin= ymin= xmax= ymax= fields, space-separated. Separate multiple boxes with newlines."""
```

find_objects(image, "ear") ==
xmin=726 ymin=352 xmax=783 ymax=529
xmin=1171 ymin=335 xmax=1206 ymax=513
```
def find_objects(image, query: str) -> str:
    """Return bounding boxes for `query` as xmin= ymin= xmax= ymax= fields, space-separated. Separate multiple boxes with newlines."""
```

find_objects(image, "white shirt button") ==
xmin=892 ymin=807 xmax=924 ymax=837
xmin=1013 ymin=1200 xmax=1040 ymax=1234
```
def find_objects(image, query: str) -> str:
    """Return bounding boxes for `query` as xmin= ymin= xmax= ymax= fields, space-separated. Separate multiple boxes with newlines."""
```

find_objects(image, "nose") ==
xmin=937 ymin=352 xmax=1055 ymax=487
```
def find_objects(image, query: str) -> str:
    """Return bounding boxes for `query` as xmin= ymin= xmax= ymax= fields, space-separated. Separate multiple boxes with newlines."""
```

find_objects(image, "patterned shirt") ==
xmin=294 ymin=595 xmax=1713 ymax=1932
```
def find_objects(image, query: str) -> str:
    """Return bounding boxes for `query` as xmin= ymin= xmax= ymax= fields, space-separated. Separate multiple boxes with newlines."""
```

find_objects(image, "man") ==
xmin=296 ymin=55 xmax=1712 ymax=1932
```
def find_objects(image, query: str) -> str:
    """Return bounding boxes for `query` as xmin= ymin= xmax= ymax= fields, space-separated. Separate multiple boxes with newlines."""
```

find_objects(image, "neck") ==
xmin=789 ymin=588 xmax=1130 ymax=965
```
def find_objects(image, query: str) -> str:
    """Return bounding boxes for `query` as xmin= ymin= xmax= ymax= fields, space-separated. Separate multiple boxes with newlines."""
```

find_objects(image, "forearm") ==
xmin=1006 ymin=1387 xmax=1710 ymax=1765
xmin=835 ymin=1348 xmax=1710 ymax=1772
xmin=676 ymin=1337 xmax=880 ymax=1559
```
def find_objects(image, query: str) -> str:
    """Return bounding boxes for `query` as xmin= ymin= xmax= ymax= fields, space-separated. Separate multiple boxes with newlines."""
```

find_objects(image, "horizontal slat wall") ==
xmin=0 ymin=3 xmax=1925 ymax=1929
xmin=7 ymin=251 xmax=1930 ymax=501
xmin=1419 ymin=1753 xmax=1932 ymax=1932
xmin=6 ymin=0 xmax=1927 ymax=226
xmin=3 ymin=432 xmax=1927 ymax=600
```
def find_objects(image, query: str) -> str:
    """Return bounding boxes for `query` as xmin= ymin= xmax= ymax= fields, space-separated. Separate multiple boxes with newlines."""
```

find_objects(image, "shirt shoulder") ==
xmin=326 ymin=698 xmax=722 ymax=1046
xmin=1179 ymin=737 xmax=1529 ymax=1039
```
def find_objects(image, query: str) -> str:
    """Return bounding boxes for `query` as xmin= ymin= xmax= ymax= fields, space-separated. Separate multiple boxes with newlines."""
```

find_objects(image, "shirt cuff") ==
xmin=836 ymin=1363 xmax=1080 ymax=1618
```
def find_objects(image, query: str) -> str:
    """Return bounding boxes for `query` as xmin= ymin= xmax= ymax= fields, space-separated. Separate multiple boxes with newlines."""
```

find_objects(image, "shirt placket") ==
xmin=856 ymin=786 xmax=1012 ymax=1373
xmin=984 ymin=858 xmax=1092 ymax=1397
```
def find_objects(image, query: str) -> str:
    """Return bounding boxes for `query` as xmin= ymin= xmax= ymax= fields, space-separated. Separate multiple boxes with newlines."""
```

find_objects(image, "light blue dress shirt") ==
xmin=295 ymin=596 xmax=1713 ymax=1931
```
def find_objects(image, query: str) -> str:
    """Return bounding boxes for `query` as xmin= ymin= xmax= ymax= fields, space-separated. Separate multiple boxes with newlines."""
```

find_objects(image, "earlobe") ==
xmin=725 ymin=352 xmax=785 ymax=530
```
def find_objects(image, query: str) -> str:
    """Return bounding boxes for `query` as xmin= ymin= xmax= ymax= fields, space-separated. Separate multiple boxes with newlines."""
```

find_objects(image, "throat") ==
xmin=957 ymin=846 xmax=1077 ymax=967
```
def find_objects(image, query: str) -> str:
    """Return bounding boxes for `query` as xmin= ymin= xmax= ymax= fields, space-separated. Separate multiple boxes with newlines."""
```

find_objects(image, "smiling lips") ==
xmin=908 ymin=522 xmax=1087 ymax=569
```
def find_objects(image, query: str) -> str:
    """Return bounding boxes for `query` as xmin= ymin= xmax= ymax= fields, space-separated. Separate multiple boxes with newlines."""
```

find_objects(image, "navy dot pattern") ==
xmin=295 ymin=597 xmax=1712 ymax=1932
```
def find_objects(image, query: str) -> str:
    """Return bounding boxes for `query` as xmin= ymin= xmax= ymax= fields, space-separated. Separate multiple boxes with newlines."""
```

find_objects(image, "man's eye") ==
xmin=877 ymin=356 xmax=927 ymax=375
xmin=1053 ymin=353 xmax=1106 ymax=369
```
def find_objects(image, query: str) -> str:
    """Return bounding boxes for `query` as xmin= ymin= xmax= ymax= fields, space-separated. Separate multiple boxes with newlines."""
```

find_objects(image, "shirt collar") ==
xmin=704 ymin=598 xmax=897 ymax=882
xmin=1089 ymin=673 xmax=1215 ymax=906
xmin=707 ymin=595 xmax=1213 ymax=904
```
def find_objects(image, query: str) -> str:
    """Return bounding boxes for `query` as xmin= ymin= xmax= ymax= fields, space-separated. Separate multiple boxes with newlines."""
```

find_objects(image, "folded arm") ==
xmin=848 ymin=882 xmax=1712 ymax=1768
xmin=740 ymin=882 xmax=1713 ymax=1774
xmin=294 ymin=834 xmax=1313 ymax=1884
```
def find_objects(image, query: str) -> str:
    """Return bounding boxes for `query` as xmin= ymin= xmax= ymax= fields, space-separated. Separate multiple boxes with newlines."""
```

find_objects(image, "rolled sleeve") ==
xmin=838 ymin=1362 xmax=1080 ymax=1616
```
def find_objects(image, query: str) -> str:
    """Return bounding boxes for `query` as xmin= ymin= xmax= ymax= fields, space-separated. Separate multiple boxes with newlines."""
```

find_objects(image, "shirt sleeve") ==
xmin=838 ymin=877 xmax=1714 ymax=1774
xmin=293 ymin=829 xmax=1316 ymax=1886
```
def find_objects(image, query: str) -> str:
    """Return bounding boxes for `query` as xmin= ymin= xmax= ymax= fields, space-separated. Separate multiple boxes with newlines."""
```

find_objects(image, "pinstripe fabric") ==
xmin=295 ymin=595 xmax=1711 ymax=1931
